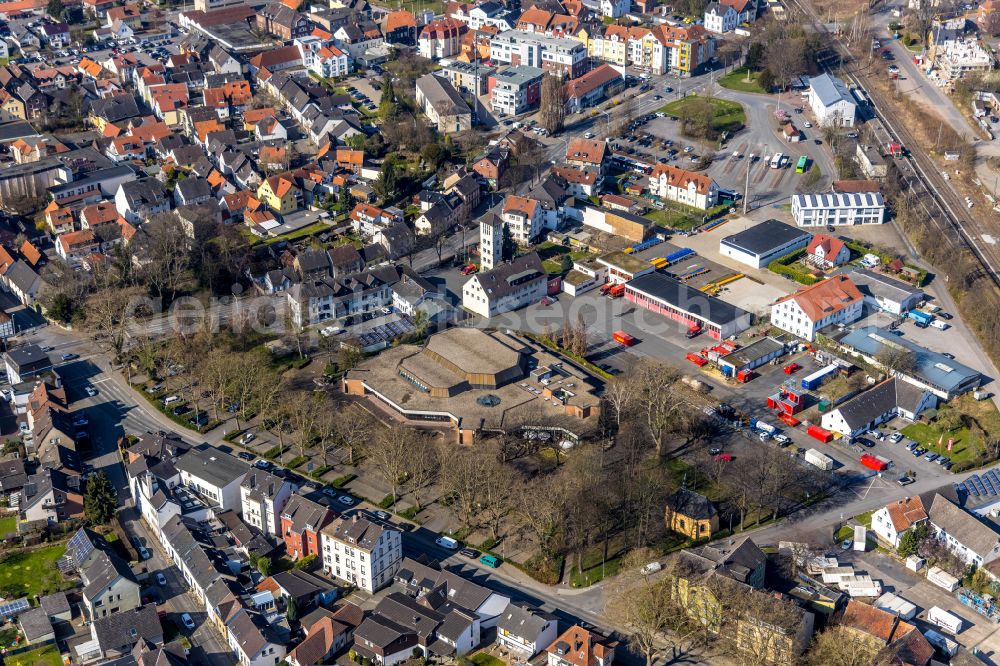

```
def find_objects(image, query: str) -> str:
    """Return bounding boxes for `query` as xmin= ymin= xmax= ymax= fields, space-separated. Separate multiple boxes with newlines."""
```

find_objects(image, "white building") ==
xmin=718 ymin=218 xmax=811 ymax=269
xmin=648 ymin=164 xmax=718 ymax=210
xmin=872 ymin=496 xmax=928 ymax=549
xmin=497 ymin=604 xmax=558 ymax=658
xmin=600 ymin=0 xmax=630 ymax=18
xmin=820 ymin=377 xmax=936 ymax=438
xmin=174 ymin=448 xmax=249 ymax=513
xmin=480 ymin=214 xmax=504 ymax=271
xmin=928 ymin=493 xmax=1000 ymax=567
xmin=792 ymin=192 xmax=886 ymax=227
xmin=462 ymin=252 xmax=547 ymax=318
xmin=502 ymin=195 xmax=543 ymax=245
xmin=297 ymin=38 xmax=351 ymax=78
xmin=807 ymin=73 xmax=857 ymax=127
xmin=239 ymin=470 xmax=295 ymax=537
xmin=321 ymin=514 xmax=402 ymax=593
xmin=704 ymin=2 xmax=739 ymax=33
xmin=770 ymin=275 xmax=864 ymax=341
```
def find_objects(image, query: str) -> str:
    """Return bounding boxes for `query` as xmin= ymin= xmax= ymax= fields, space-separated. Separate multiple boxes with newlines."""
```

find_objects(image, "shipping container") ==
xmin=686 ymin=353 xmax=708 ymax=366
xmin=927 ymin=566 xmax=960 ymax=592
xmin=805 ymin=448 xmax=834 ymax=470
xmin=736 ymin=369 xmax=753 ymax=383
xmin=613 ymin=331 xmax=637 ymax=346
xmin=928 ymin=606 xmax=963 ymax=634
xmin=779 ymin=413 xmax=800 ymax=427
xmin=906 ymin=310 xmax=933 ymax=325
xmin=874 ymin=593 xmax=917 ymax=620
xmin=860 ymin=454 xmax=888 ymax=471
xmin=923 ymin=630 xmax=958 ymax=657
xmin=801 ymin=363 xmax=839 ymax=390
xmin=853 ymin=525 xmax=867 ymax=551
xmin=807 ymin=425 xmax=833 ymax=443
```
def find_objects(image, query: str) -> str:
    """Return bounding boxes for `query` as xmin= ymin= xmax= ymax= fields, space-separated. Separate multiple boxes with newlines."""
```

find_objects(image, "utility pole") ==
xmin=743 ymin=155 xmax=752 ymax=215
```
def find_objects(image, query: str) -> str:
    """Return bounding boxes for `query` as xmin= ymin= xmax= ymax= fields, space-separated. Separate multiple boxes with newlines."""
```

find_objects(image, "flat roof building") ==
xmin=841 ymin=267 xmax=925 ymax=315
xmin=624 ymin=272 xmax=753 ymax=340
xmin=833 ymin=326 xmax=981 ymax=400
xmin=343 ymin=328 xmax=602 ymax=444
xmin=597 ymin=250 xmax=655 ymax=285
xmin=792 ymin=192 xmax=886 ymax=227
xmin=718 ymin=219 xmax=812 ymax=268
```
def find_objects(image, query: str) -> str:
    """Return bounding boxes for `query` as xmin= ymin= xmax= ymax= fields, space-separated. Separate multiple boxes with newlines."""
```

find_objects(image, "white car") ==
xmin=584 ymin=132 xmax=594 ymax=139
xmin=180 ymin=613 xmax=195 ymax=630
xmin=156 ymin=573 xmax=167 ymax=586
xmin=803 ymin=121 xmax=813 ymax=128
xmin=138 ymin=547 xmax=150 ymax=560
xmin=85 ymin=387 xmax=98 ymax=397
xmin=162 ymin=395 xmax=180 ymax=405
xmin=239 ymin=432 xmax=256 ymax=445
xmin=337 ymin=495 xmax=355 ymax=506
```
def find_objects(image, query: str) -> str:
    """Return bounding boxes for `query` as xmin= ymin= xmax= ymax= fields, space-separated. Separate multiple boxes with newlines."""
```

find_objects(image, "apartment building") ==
xmin=321 ymin=514 xmax=402 ymax=593
xmin=285 ymin=271 xmax=393 ymax=327
xmin=648 ymin=164 xmax=718 ymax=210
xmin=239 ymin=470 xmax=294 ymax=537
xmin=791 ymin=192 xmax=886 ymax=226
xmin=490 ymin=31 xmax=587 ymax=79
xmin=462 ymin=252 xmax=547 ymax=318
xmin=770 ymin=275 xmax=864 ymax=341
xmin=490 ymin=66 xmax=544 ymax=116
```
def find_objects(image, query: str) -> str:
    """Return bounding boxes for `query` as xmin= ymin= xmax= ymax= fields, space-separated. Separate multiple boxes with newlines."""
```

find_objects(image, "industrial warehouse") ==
xmin=624 ymin=272 xmax=754 ymax=340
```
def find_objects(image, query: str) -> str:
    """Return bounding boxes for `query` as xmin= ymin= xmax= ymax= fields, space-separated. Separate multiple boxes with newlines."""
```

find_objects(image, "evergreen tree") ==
xmin=373 ymin=159 xmax=400 ymax=203
xmin=84 ymin=471 xmax=116 ymax=524
xmin=501 ymin=223 xmax=517 ymax=262
xmin=286 ymin=595 xmax=299 ymax=622
xmin=378 ymin=75 xmax=397 ymax=120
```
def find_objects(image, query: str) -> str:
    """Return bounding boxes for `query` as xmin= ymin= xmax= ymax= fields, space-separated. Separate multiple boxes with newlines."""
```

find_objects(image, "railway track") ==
xmin=783 ymin=0 xmax=1000 ymax=289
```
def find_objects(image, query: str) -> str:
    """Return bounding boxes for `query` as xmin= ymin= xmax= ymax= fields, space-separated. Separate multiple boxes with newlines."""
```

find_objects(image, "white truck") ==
xmin=927 ymin=606 xmax=963 ymax=634
xmin=931 ymin=319 xmax=949 ymax=330
xmin=805 ymin=448 xmax=834 ymax=471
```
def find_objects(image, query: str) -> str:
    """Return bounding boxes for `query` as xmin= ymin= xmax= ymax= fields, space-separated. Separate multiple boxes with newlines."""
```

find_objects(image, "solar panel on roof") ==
xmin=967 ymin=481 xmax=980 ymax=497
xmin=0 ymin=598 xmax=30 ymax=618
xmin=65 ymin=528 xmax=94 ymax=569
xmin=974 ymin=479 xmax=986 ymax=494
xmin=988 ymin=470 xmax=1000 ymax=488
xmin=984 ymin=476 xmax=995 ymax=495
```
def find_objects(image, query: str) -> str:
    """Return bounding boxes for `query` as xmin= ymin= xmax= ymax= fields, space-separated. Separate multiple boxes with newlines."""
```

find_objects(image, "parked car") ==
xmin=61 ymin=353 xmax=78 ymax=361
xmin=239 ymin=432 xmax=256 ymax=445
xmin=156 ymin=573 xmax=167 ymax=586
xmin=254 ymin=460 xmax=271 ymax=470
xmin=460 ymin=548 xmax=480 ymax=559
xmin=162 ymin=395 xmax=180 ymax=405
xmin=436 ymin=536 xmax=459 ymax=549
xmin=889 ymin=432 xmax=903 ymax=443
xmin=373 ymin=510 xmax=389 ymax=520
xmin=237 ymin=452 xmax=255 ymax=462
xmin=138 ymin=547 xmax=150 ymax=560
xmin=924 ymin=452 xmax=938 ymax=462
xmin=897 ymin=475 xmax=914 ymax=486
xmin=180 ymin=613 xmax=195 ymax=630
xmin=337 ymin=495 xmax=355 ymax=506
xmin=85 ymin=386 xmax=98 ymax=397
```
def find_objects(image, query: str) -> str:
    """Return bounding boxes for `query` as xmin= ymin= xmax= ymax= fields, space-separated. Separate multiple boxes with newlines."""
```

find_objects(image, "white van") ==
xmin=931 ymin=320 xmax=949 ymax=330
xmin=435 ymin=536 xmax=459 ymax=549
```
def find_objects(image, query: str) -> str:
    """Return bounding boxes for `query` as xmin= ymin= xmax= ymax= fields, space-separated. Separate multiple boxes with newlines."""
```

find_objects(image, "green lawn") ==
xmin=569 ymin=537 xmax=627 ymax=587
xmin=644 ymin=205 xmax=707 ymax=231
xmin=659 ymin=95 xmax=746 ymax=136
xmin=469 ymin=654 xmax=505 ymax=666
xmin=0 ymin=514 xmax=17 ymax=535
xmin=719 ymin=67 xmax=767 ymax=94
xmin=853 ymin=511 xmax=874 ymax=527
xmin=262 ymin=220 xmax=335 ymax=246
xmin=0 ymin=545 xmax=67 ymax=597
xmin=4 ymin=643 xmax=63 ymax=666
xmin=901 ymin=422 xmax=974 ymax=465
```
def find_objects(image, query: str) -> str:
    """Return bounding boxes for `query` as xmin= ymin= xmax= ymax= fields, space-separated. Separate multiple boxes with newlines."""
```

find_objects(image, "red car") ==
xmin=460 ymin=264 xmax=478 ymax=276
xmin=783 ymin=363 xmax=800 ymax=374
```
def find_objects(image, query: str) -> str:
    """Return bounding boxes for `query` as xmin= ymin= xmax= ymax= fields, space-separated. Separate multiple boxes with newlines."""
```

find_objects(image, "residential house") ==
xmin=418 ymin=18 xmax=466 ymax=59
xmin=821 ymin=378 xmax=936 ymax=439
xmin=872 ymin=496 xmax=928 ymax=549
xmin=257 ymin=174 xmax=301 ymax=215
xmin=497 ymin=603 xmax=558 ymax=658
xmin=831 ymin=601 xmax=934 ymax=666
xmin=648 ymin=163 xmax=719 ymax=210
xmin=563 ymin=63 xmax=624 ymax=113
xmin=546 ymin=626 xmax=616 ymax=666
xmin=395 ymin=556 xmax=510 ymax=628
xmin=295 ymin=249 xmax=333 ymax=280
xmin=328 ymin=244 xmax=365 ymax=277
xmin=502 ymin=195 xmax=544 ymax=245
xmin=462 ymin=252 xmax=547 ymax=318
xmin=173 ymin=176 xmax=213 ymax=207
xmin=281 ymin=494 xmax=336 ymax=560
xmin=353 ymin=592 xmax=480 ymax=664
xmin=80 ymin=550 xmax=141 ymax=620
xmin=770 ymin=275 xmax=864 ymax=341
xmin=807 ymin=73 xmax=857 ymax=127
xmin=805 ymin=234 xmax=850 ymax=269
xmin=288 ymin=604 xmax=364 ymax=666
xmin=225 ymin=607 xmax=288 ymax=666
xmin=19 ymin=466 xmax=83 ymax=524
xmin=44 ymin=201 xmax=75 ymax=235
xmin=321 ymin=513 xmax=402 ymax=593
xmin=382 ymin=11 xmax=418 ymax=45
xmin=115 ymin=179 xmax=170 ymax=224
xmin=258 ymin=3 xmax=313 ymax=40
xmin=472 ymin=147 xmax=508 ymax=190
xmin=928 ymin=493 xmax=1000 ymax=567
xmin=565 ymin=138 xmax=608 ymax=179
xmin=77 ymin=606 xmax=164 ymax=663
xmin=704 ymin=2 xmax=739 ymax=33
xmin=174 ymin=447 xmax=249 ymax=512
xmin=240 ymin=470 xmax=295 ymax=537
xmin=286 ymin=270 xmax=393 ymax=327
xmin=664 ymin=488 xmax=718 ymax=540
xmin=55 ymin=230 xmax=99 ymax=263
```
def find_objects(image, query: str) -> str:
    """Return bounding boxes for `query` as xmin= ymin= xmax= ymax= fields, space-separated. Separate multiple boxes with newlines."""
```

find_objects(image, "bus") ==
xmin=770 ymin=152 xmax=784 ymax=169
xmin=795 ymin=155 xmax=809 ymax=173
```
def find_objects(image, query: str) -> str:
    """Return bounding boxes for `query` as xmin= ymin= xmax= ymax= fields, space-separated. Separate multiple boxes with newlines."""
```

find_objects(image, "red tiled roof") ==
xmin=775 ymin=275 xmax=863 ymax=323
xmin=650 ymin=163 xmax=714 ymax=195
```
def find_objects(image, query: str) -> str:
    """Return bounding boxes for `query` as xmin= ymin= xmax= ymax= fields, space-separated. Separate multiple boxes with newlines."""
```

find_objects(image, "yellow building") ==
xmin=0 ymin=91 xmax=26 ymax=120
xmin=256 ymin=174 xmax=300 ymax=214
xmin=664 ymin=488 xmax=718 ymax=540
